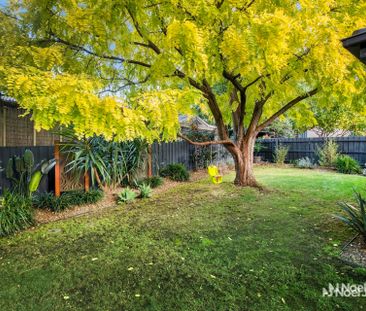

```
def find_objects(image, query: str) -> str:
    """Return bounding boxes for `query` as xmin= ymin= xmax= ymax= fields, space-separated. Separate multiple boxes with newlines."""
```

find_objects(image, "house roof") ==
xmin=178 ymin=115 xmax=217 ymax=132
xmin=0 ymin=93 xmax=17 ymax=108
xmin=342 ymin=28 xmax=366 ymax=65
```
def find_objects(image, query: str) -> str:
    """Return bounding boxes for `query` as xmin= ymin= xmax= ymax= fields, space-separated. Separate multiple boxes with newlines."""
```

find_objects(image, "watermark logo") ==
xmin=322 ymin=283 xmax=366 ymax=297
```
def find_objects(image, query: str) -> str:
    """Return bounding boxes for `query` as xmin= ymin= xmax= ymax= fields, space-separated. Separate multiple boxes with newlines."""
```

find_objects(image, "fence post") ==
xmin=147 ymin=144 xmax=153 ymax=177
xmin=54 ymin=140 xmax=61 ymax=197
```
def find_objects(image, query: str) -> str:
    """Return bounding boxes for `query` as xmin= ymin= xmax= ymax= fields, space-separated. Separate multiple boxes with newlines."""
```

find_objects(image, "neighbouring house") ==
xmin=178 ymin=115 xmax=217 ymax=135
xmin=298 ymin=127 xmax=353 ymax=138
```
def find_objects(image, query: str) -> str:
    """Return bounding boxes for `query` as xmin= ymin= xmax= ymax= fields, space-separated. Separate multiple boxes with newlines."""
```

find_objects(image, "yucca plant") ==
xmin=59 ymin=128 xmax=146 ymax=189
xmin=117 ymin=188 xmax=137 ymax=204
xmin=100 ymin=139 xmax=146 ymax=188
xmin=59 ymin=129 xmax=110 ymax=189
xmin=335 ymin=190 xmax=366 ymax=243
xmin=138 ymin=183 xmax=152 ymax=198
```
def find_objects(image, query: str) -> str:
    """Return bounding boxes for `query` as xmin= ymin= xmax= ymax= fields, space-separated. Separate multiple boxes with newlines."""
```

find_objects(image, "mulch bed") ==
xmin=340 ymin=235 xmax=366 ymax=268
xmin=35 ymin=169 xmax=211 ymax=224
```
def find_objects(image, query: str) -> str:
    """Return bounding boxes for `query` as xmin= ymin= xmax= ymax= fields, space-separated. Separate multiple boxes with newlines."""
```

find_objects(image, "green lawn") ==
xmin=1 ymin=167 xmax=366 ymax=311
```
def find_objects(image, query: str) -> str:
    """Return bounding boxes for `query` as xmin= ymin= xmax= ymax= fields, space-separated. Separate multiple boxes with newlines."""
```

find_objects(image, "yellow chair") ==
xmin=208 ymin=165 xmax=223 ymax=184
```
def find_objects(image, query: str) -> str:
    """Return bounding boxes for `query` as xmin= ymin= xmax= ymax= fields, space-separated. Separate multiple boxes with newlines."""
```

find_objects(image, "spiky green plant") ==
xmin=138 ymin=183 xmax=152 ymax=198
xmin=59 ymin=128 xmax=146 ymax=189
xmin=335 ymin=190 xmax=366 ymax=243
xmin=117 ymin=188 xmax=137 ymax=204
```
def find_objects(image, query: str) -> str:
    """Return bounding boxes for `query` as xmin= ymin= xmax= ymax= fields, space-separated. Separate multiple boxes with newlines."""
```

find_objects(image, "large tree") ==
xmin=1 ymin=0 xmax=366 ymax=186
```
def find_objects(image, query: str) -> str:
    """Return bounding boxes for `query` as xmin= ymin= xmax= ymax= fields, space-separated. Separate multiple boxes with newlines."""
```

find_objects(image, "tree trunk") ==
xmin=226 ymin=135 xmax=259 ymax=187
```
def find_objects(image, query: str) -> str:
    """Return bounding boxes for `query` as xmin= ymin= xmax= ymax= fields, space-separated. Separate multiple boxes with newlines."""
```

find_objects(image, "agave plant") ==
xmin=335 ymin=190 xmax=366 ymax=243
xmin=138 ymin=183 xmax=152 ymax=198
xmin=117 ymin=187 xmax=137 ymax=204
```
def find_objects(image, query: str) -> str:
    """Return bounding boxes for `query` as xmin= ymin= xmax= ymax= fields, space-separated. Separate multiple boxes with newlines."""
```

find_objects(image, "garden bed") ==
xmin=35 ymin=169 xmax=209 ymax=224
xmin=341 ymin=235 xmax=366 ymax=268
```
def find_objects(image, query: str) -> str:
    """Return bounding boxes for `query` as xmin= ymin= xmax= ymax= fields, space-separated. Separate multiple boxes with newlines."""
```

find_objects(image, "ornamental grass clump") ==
xmin=317 ymin=140 xmax=339 ymax=167
xmin=0 ymin=191 xmax=34 ymax=236
xmin=274 ymin=145 xmax=289 ymax=165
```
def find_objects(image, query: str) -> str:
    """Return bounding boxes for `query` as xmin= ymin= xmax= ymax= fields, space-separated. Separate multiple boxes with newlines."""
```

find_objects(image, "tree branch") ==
xmin=223 ymin=70 xmax=245 ymax=92
xmin=216 ymin=0 xmax=225 ymax=9
xmin=126 ymin=7 xmax=161 ymax=54
xmin=243 ymin=74 xmax=271 ymax=89
xmin=47 ymin=35 xmax=152 ymax=68
xmin=237 ymin=0 xmax=257 ymax=12
xmin=257 ymin=88 xmax=318 ymax=131
xmin=178 ymin=133 xmax=234 ymax=146
xmin=202 ymin=79 xmax=230 ymax=141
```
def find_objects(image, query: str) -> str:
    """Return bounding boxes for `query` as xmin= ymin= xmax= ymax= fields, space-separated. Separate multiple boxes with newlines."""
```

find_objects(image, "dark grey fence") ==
xmin=8 ymin=137 xmax=363 ymax=193
xmin=152 ymin=141 xmax=194 ymax=175
xmin=0 ymin=146 xmax=54 ymax=194
xmin=258 ymin=136 xmax=366 ymax=164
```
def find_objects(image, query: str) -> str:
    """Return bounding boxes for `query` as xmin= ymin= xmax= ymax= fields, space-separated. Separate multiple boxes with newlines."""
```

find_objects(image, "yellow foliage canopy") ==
xmin=0 ymin=0 xmax=365 ymax=140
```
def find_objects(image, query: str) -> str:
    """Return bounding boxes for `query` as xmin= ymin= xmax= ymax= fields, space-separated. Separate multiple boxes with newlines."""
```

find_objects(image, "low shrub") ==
xmin=159 ymin=163 xmax=190 ymax=181
xmin=335 ymin=155 xmax=361 ymax=174
xmin=317 ymin=140 xmax=339 ymax=167
xmin=117 ymin=187 xmax=136 ymax=204
xmin=64 ymin=190 xmax=104 ymax=205
xmin=32 ymin=193 xmax=68 ymax=211
xmin=0 ymin=191 xmax=34 ymax=236
xmin=254 ymin=141 xmax=264 ymax=155
xmin=295 ymin=157 xmax=315 ymax=169
xmin=335 ymin=190 xmax=366 ymax=243
xmin=137 ymin=176 xmax=163 ymax=188
xmin=274 ymin=145 xmax=289 ymax=165
xmin=33 ymin=189 xmax=103 ymax=212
